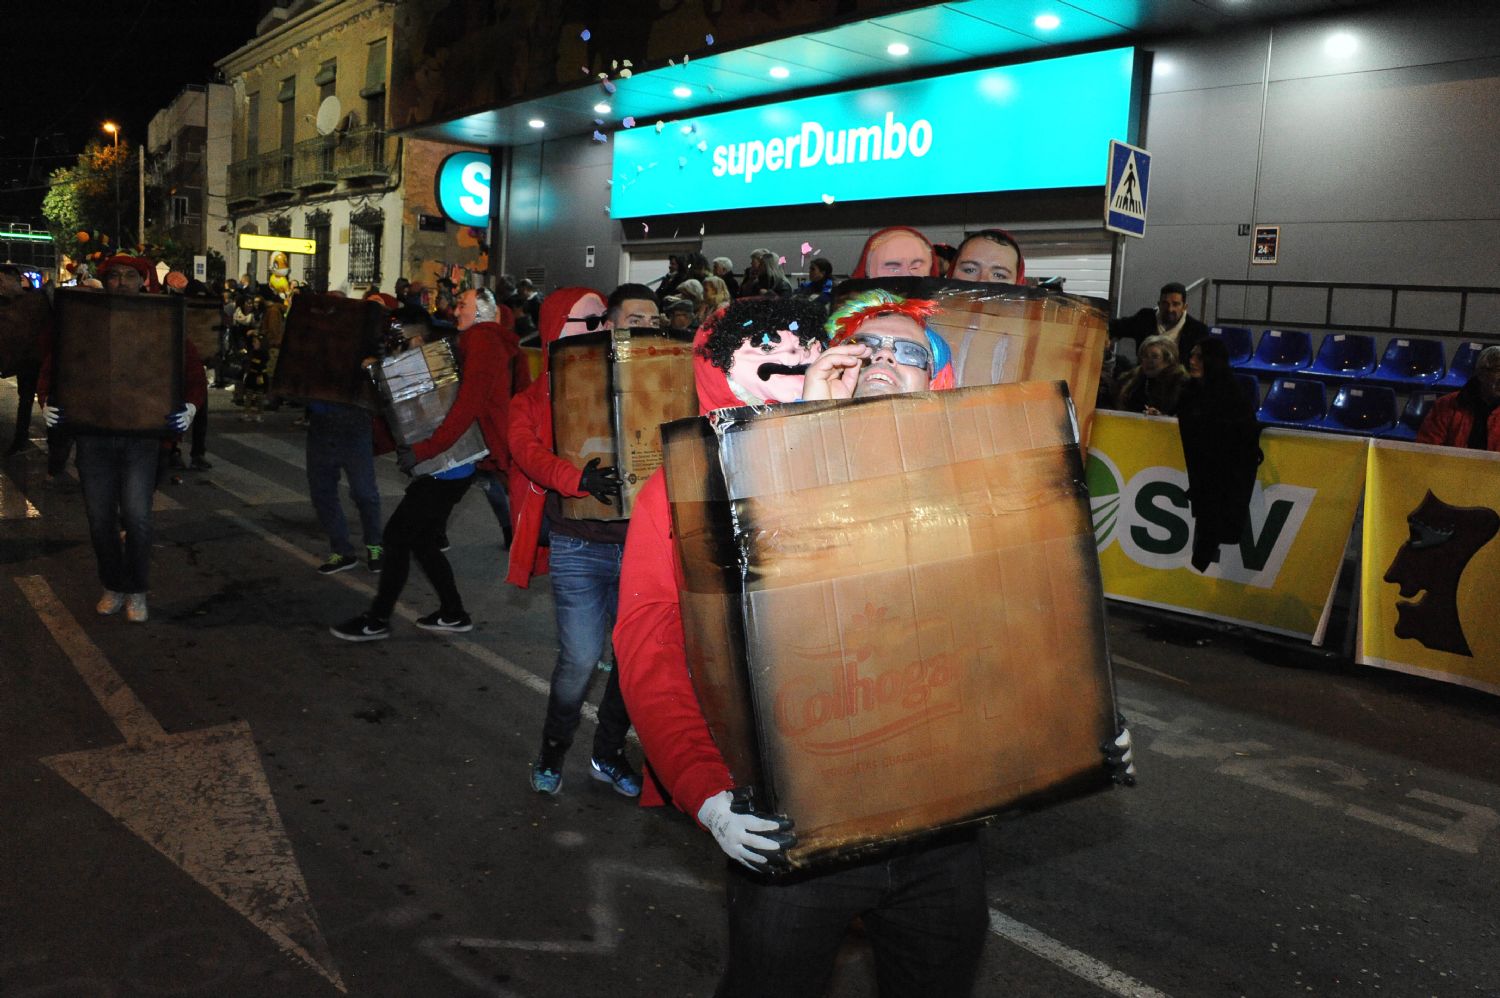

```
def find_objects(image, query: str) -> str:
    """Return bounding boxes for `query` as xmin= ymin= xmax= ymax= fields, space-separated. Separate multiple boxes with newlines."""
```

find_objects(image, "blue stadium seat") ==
xmin=1233 ymin=372 xmax=1261 ymax=408
xmin=1209 ymin=326 xmax=1255 ymax=367
xmin=1308 ymin=332 xmax=1377 ymax=380
xmin=1258 ymin=377 xmax=1327 ymax=427
xmin=1315 ymin=383 xmax=1397 ymax=436
xmin=1382 ymin=391 xmax=1440 ymax=440
xmin=1243 ymin=329 xmax=1313 ymax=375
xmin=1370 ymin=337 xmax=1446 ymax=388
xmin=1437 ymin=340 xmax=1495 ymax=389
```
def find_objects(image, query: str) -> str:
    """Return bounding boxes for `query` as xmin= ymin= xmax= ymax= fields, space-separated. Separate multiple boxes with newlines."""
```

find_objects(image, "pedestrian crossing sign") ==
xmin=1105 ymin=140 xmax=1150 ymax=238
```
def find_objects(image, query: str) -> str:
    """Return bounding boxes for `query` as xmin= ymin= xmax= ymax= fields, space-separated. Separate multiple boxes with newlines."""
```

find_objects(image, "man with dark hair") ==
xmin=948 ymin=228 xmax=1026 ymax=285
xmin=1110 ymin=281 xmax=1210 ymax=363
xmin=797 ymin=257 xmax=834 ymax=303
xmin=512 ymin=282 xmax=655 ymax=798
xmin=1 ymin=263 xmax=49 ymax=455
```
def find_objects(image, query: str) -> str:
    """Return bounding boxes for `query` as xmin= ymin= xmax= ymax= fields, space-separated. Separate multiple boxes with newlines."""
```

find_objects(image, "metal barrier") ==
xmin=1211 ymin=278 xmax=1500 ymax=340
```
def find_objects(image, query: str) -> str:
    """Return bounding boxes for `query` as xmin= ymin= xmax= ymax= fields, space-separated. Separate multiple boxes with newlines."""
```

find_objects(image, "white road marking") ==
xmin=226 ymin=431 xmax=406 ymax=498
xmin=15 ymin=575 xmax=346 ymax=993
xmin=189 ymin=450 xmax=307 ymax=506
xmin=0 ymin=465 xmax=40 ymax=519
xmin=1113 ymin=655 xmax=1189 ymax=685
xmin=988 ymin=909 xmax=1171 ymax=998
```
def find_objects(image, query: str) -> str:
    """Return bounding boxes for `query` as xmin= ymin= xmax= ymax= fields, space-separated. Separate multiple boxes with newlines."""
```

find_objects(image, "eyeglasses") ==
xmin=565 ymin=313 xmax=607 ymax=331
xmin=852 ymin=333 xmax=932 ymax=370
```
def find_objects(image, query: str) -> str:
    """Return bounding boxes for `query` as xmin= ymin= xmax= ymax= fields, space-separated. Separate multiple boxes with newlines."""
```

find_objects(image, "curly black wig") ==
xmin=700 ymin=296 xmax=829 ymax=372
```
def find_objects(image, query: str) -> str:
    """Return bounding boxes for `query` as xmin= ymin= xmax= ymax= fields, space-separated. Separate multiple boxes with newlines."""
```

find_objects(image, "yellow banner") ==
xmin=1087 ymin=412 xmax=1367 ymax=640
xmin=237 ymin=233 xmax=317 ymax=255
xmin=1360 ymin=440 xmax=1500 ymax=689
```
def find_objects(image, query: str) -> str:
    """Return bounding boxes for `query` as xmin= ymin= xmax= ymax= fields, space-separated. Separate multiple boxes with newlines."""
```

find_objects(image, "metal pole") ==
xmin=138 ymin=145 xmax=146 ymax=248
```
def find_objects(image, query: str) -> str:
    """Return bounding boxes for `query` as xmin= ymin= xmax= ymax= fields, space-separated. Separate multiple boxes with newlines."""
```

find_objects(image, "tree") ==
xmin=42 ymin=141 xmax=158 ymax=268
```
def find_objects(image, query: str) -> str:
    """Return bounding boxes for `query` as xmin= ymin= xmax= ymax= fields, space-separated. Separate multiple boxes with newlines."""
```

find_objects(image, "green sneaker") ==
xmin=367 ymin=545 xmax=384 ymax=573
xmin=317 ymin=553 xmax=358 ymax=575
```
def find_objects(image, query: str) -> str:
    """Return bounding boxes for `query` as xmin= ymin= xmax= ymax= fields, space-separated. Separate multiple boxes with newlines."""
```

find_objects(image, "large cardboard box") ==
xmin=0 ymin=291 xmax=49 ymax=376
xmin=51 ymin=289 xmax=184 ymax=435
xmin=373 ymin=338 xmax=489 ymax=477
xmin=183 ymin=298 xmax=224 ymax=363
xmin=662 ymin=381 xmax=1117 ymax=872
xmin=834 ymin=278 xmax=1109 ymax=443
xmin=272 ymin=293 xmax=386 ymax=408
xmin=551 ymin=328 xmax=697 ymax=520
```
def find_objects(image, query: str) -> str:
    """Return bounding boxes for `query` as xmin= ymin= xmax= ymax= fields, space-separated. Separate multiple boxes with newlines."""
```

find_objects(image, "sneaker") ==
xmin=590 ymin=753 xmax=642 ymax=798
xmin=318 ymin=553 xmax=359 ymax=575
xmin=366 ymin=544 xmax=384 ymax=573
xmin=330 ymin=613 xmax=390 ymax=642
xmin=96 ymin=590 xmax=125 ymax=615
xmin=125 ymin=594 xmax=149 ymax=624
xmin=415 ymin=610 xmax=472 ymax=633
xmin=190 ymin=457 xmax=213 ymax=470
xmin=529 ymin=760 xmax=563 ymax=795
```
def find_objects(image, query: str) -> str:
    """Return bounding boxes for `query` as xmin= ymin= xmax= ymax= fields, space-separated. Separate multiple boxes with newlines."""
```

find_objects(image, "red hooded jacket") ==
xmin=410 ymin=306 xmax=529 ymax=470
xmin=505 ymin=288 xmax=599 ymax=588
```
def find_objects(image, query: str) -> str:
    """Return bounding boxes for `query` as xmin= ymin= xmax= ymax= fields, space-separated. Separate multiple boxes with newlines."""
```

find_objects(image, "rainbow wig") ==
xmin=826 ymin=289 xmax=955 ymax=390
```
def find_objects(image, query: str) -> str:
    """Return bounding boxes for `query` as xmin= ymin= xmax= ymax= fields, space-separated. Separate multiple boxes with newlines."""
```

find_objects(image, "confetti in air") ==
xmin=601 ymin=80 xmax=617 ymax=94
xmin=622 ymin=116 xmax=636 ymax=128
xmin=706 ymin=34 xmax=714 ymax=45
xmin=821 ymin=194 xmax=836 ymax=205
xmin=623 ymin=60 xmax=633 ymax=68
xmin=655 ymin=120 xmax=665 ymax=133
xmin=678 ymin=156 xmax=688 ymax=168
xmin=700 ymin=223 xmax=706 ymax=236
xmin=789 ymin=321 xmax=800 ymax=332
xmin=697 ymin=140 xmax=708 ymax=152
xmin=642 ymin=223 xmax=650 ymax=236
xmin=800 ymin=242 xmax=813 ymax=255
xmin=778 ymin=256 xmax=787 ymax=265
xmin=594 ymin=118 xmax=605 ymax=126
xmin=592 ymin=131 xmax=608 ymax=143
xmin=611 ymin=60 xmax=618 ymax=71
xmin=581 ymin=28 xmax=591 ymax=41
xmin=620 ymin=68 xmax=633 ymax=78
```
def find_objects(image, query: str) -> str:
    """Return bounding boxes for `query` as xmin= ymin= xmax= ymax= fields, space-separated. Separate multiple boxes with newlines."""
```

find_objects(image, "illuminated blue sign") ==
xmin=435 ymin=151 xmax=493 ymax=227
xmin=610 ymin=47 xmax=1137 ymax=218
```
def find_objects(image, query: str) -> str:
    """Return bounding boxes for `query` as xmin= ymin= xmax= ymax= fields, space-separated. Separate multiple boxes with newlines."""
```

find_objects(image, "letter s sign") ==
xmin=436 ymin=151 xmax=492 ymax=227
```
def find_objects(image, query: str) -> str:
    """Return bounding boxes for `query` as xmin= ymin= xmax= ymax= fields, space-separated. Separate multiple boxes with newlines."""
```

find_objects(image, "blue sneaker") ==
xmin=590 ymin=754 xmax=642 ymax=798
xmin=530 ymin=760 xmax=562 ymax=795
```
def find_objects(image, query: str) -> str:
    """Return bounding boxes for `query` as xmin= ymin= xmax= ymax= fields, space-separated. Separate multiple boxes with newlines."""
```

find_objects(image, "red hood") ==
xmin=692 ymin=322 xmax=744 ymax=415
xmin=944 ymin=228 xmax=1027 ymax=284
xmin=537 ymin=286 xmax=599 ymax=376
xmin=850 ymin=226 xmax=940 ymax=279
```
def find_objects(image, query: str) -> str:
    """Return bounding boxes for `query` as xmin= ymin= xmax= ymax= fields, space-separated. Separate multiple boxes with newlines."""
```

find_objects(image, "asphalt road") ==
xmin=3 ymin=383 xmax=1499 ymax=998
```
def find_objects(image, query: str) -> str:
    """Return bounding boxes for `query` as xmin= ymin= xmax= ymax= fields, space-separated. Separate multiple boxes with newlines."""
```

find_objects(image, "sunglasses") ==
xmin=564 ymin=313 xmax=607 ymax=331
xmin=852 ymin=333 xmax=932 ymax=371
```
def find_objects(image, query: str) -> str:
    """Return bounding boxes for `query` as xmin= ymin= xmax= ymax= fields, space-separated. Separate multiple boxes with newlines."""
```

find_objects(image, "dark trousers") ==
xmin=370 ymin=474 xmax=471 ymax=620
xmin=474 ymin=468 xmax=514 ymax=547
xmin=9 ymin=362 xmax=38 ymax=451
xmin=306 ymin=406 xmax=382 ymax=558
xmin=75 ymin=435 xmax=159 ymax=594
xmin=717 ymin=834 xmax=989 ymax=998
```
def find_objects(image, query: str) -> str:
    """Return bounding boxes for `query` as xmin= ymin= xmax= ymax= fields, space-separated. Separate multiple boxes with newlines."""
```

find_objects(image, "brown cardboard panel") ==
xmin=662 ymin=381 xmax=1114 ymax=872
xmin=552 ymin=330 xmax=696 ymax=521
xmin=0 ymin=292 xmax=49 ymax=376
xmin=272 ymin=293 xmax=386 ymax=408
xmin=373 ymin=339 xmax=489 ymax=477
xmin=833 ymin=279 xmax=1107 ymax=444
xmin=52 ymin=289 xmax=184 ymax=435
xmin=183 ymin=299 xmax=223 ymax=361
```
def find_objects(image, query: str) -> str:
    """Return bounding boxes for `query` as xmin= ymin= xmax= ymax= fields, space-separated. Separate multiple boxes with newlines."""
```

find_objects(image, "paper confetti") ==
xmin=622 ymin=116 xmax=636 ymax=128
xmin=697 ymin=140 xmax=708 ymax=152
xmin=706 ymin=34 xmax=714 ymax=45
xmin=655 ymin=120 xmax=665 ymax=133
xmin=778 ymin=256 xmax=787 ymax=266
xmin=642 ymin=223 xmax=650 ymax=235
xmin=601 ymin=80 xmax=617 ymax=94
xmin=821 ymin=194 xmax=836 ymax=205
xmin=581 ymin=28 xmax=591 ymax=41
xmin=594 ymin=118 xmax=605 ymax=126
xmin=789 ymin=321 xmax=800 ymax=332
xmin=706 ymin=84 xmax=715 ymax=94
xmin=669 ymin=58 xmax=675 ymax=66
xmin=684 ymin=53 xmax=691 ymax=65
xmin=678 ymin=156 xmax=687 ymax=168
xmin=581 ymin=66 xmax=590 ymax=75
xmin=611 ymin=60 xmax=618 ymax=71
xmin=622 ymin=59 xmax=633 ymax=68
xmin=699 ymin=223 xmax=706 ymax=236
xmin=800 ymin=242 xmax=813 ymax=255
xmin=620 ymin=68 xmax=632 ymax=78
xmin=592 ymin=131 xmax=608 ymax=143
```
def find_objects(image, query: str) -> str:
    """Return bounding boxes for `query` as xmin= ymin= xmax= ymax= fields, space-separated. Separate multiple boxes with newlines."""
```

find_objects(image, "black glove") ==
xmin=396 ymin=445 xmax=417 ymax=475
xmin=579 ymin=457 xmax=622 ymax=506
xmin=1103 ymin=712 xmax=1137 ymax=787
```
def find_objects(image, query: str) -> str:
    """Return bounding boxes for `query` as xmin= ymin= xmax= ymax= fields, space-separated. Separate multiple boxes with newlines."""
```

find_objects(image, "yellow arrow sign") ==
xmin=238 ymin=233 xmax=318 ymax=255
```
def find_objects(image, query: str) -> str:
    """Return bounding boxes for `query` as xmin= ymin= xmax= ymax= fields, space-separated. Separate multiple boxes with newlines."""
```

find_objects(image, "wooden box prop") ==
xmin=0 ymin=291 xmax=50 ymax=376
xmin=272 ymin=293 xmax=386 ymax=408
xmin=373 ymin=338 xmax=489 ymax=478
xmin=51 ymin=288 xmax=184 ymax=435
xmin=833 ymin=278 xmax=1109 ymax=443
xmin=551 ymin=329 xmax=697 ymax=520
xmin=662 ymin=381 xmax=1117 ymax=872
xmin=183 ymin=298 xmax=223 ymax=363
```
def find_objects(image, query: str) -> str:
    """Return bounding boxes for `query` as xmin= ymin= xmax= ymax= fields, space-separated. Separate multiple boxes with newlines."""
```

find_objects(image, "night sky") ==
xmin=0 ymin=3 xmax=262 ymax=222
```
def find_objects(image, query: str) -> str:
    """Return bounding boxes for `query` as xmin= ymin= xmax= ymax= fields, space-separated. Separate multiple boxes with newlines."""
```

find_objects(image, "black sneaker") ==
xmin=437 ymin=534 xmax=451 ymax=553
xmin=330 ymin=613 xmax=390 ymax=642
xmin=318 ymin=553 xmax=358 ymax=575
xmin=415 ymin=610 xmax=472 ymax=633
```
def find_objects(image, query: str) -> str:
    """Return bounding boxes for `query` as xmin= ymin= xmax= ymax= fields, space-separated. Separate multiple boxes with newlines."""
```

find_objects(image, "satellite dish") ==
xmin=315 ymin=96 xmax=342 ymax=136
xmin=336 ymin=110 xmax=360 ymax=134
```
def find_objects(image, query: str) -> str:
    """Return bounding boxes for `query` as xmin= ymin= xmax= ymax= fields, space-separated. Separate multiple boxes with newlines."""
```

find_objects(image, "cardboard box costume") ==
xmin=271 ymin=292 xmax=386 ymax=408
xmin=51 ymin=288 xmax=185 ymax=435
xmin=372 ymin=338 xmax=489 ymax=477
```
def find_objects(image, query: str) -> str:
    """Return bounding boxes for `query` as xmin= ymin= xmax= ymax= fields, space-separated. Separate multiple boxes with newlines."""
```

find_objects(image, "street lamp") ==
xmin=103 ymin=122 xmax=121 ymax=246
xmin=102 ymin=121 xmax=119 ymax=148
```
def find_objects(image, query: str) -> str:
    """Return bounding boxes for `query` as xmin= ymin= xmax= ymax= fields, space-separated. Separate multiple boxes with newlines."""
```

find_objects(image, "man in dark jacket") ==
xmin=1110 ymin=282 xmax=1210 ymax=367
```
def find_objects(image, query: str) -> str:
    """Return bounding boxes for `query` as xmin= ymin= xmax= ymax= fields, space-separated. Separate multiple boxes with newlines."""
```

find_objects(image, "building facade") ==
xmin=146 ymin=83 xmax=234 ymax=273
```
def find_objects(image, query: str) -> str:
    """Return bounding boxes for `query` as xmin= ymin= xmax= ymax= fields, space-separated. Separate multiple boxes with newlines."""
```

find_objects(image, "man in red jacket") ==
xmin=507 ymin=283 xmax=657 ymax=797
xmin=1418 ymin=345 xmax=1500 ymax=451
xmin=331 ymin=286 xmax=515 ymax=641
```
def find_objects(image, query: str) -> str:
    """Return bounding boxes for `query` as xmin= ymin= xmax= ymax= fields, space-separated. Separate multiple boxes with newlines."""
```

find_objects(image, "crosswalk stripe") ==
xmin=226 ymin=431 xmax=406 ymax=499
xmin=189 ymin=451 xmax=308 ymax=506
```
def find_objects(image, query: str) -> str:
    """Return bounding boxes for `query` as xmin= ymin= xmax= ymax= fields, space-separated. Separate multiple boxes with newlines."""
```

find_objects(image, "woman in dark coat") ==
xmin=1115 ymin=334 xmax=1190 ymax=415
xmin=1177 ymin=338 xmax=1262 ymax=572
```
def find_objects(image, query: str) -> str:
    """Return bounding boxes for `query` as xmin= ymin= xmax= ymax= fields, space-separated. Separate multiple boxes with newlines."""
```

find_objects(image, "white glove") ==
xmin=1106 ymin=724 xmax=1137 ymax=786
xmin=42 ymin=404 xmax=63 ymax=428
xmin=697 ymin=789 xmax=795 ymax=871
xmin=170 ymin=402 xmax=198 ymax=434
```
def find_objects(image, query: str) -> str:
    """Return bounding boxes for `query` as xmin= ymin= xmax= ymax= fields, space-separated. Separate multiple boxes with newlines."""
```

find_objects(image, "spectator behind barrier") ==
xmin=1417 ymin=345 xmax=1500 ymax=451
xmin=1177 ymin=338 xmax=1263 ymax=573
xmin=1115 ymin=335 xmax=1189 ymax=416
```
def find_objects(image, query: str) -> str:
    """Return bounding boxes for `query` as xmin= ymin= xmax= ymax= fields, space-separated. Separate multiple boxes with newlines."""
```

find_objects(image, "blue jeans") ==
xmin=75 ymin=435 xmax=159 ymax=594
xmin=474 ymin=469 xmax=513 ymax=546
xmin=718 ymin=833 xmax=988 ymax=998
xmin=306 ymin=405 xmax=382 ymax=558
xmin=541 ymin=533 xmax=632 ymax=758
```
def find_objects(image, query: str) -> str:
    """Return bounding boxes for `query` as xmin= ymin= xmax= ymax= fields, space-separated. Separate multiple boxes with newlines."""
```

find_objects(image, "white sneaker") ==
xmin=125 ymin=594 xmax=149 ymax=623
xmin=96 ymin=590 xmax=125 ymax=615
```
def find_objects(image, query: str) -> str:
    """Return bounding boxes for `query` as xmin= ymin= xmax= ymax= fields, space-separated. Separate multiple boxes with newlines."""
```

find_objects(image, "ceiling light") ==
xmin=769 ymin=66 xmax=790 ymax=80
xmin=527 ymin=118 xmax=546 ymax=129
xmin=593 ymin=102 xmax=611 ymax=114
xmin=672 ymin=85 xmax=693 ymax=98
xmin=1034 ymin=13 xmax=1061 ymax=30
xmin=887 ymin=42 xmax=910 ymax=57
xmin=1324 ymin=32 xmax=1357 ymax=58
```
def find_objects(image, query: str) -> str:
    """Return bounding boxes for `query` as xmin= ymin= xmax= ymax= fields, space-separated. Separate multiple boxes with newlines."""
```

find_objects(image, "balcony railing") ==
xmin=294 ymin=135 xmax=338 ymax=191
xmin=336 ymin=126 xmax=395 ymax=182
xmin=227 ymin=159 xmax=260 ymax=207
xmin=259 ymin=150 xmax=296 ymax=200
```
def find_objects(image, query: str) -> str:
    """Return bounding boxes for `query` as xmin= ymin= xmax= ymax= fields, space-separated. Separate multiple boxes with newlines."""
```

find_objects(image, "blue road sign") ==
xmin=1105 ymin=140 xmax=1151 ymax=238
